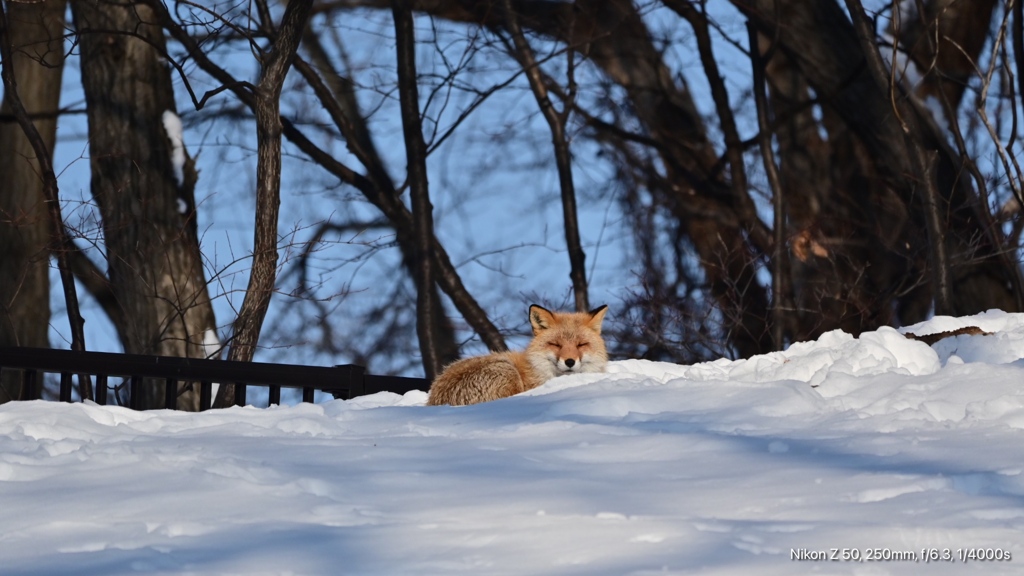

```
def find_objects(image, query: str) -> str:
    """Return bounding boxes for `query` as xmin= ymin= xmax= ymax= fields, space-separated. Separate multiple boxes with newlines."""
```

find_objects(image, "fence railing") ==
xmin=0 ymin=347 xmax=429 ymax=410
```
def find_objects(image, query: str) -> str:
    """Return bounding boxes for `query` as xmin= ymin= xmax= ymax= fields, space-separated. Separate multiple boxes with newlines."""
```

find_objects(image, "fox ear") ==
xmin=586 ymin=305 xmax=608 ymax=334
xmin=529 ymin=305 xmax=554 ymax=335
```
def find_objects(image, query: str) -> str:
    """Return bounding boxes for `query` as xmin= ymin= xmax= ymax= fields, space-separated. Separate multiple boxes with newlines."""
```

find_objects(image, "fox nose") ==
xmin=564 ymin=358 xmax=575 ymax=368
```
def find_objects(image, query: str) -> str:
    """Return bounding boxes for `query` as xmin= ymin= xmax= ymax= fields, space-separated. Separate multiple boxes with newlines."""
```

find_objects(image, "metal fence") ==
xmin=0 ymin=347 xmax=429 ymax=410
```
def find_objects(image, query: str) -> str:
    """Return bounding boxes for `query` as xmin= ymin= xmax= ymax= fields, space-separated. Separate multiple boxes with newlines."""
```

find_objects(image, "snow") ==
xmin=161 ymin=110 xmax=185 ymax=187
xmin=3 ymin=311 xmax=1024 ymax=574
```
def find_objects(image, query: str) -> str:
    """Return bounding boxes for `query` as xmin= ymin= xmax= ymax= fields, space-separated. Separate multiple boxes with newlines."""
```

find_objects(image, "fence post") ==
xmin=96 ymin=374 xmax=108 ymax=405
xmin=332 ymin=364 xmax=366 ymax=400
xmin=165 ymin=378 xmax=178 ymax=410
xmin=24 ymin=369 xmax=39 ymax=400
xmin=60 ymin=372 xmax=72 ymax=402
xmin=234 ymin=382 xmax=247 ymax=406
xmin=130 ymin=375 xmax=142 ymax=410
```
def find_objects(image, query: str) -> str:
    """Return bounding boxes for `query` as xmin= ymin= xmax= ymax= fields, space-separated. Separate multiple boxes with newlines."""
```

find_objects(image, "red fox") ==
xmin=427 ymin=304 xmax=609 ymax=406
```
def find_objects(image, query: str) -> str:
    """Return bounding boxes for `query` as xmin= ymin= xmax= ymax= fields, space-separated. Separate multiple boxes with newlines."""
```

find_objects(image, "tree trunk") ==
xmin=72 ymin=0 xmax=217 ymax=410
xmin=392 ymin=1 xmax=445 ymax=379
xmin=214 ymin=0 xmax=314 ymax=407
xmin=223 ymin=0 xmax=313 ymax=365
xmin=0 ymin=0 xmax=65 ymax=401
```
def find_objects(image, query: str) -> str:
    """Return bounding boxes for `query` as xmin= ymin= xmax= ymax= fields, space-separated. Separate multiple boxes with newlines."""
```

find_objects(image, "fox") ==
xmin=426 ymin=304 xmax=609 ymax=406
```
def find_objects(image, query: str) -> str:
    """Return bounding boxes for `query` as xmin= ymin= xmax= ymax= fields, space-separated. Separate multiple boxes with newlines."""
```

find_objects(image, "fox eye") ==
xmin=577 ymin=342 xmax=589 ymax=348
xmin=547 ymin=342 xmax=560 ymax=348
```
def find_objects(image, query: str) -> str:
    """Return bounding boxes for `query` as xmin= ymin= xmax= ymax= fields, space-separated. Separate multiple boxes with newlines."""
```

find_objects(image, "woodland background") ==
xmin=1 ymin=0 xmax=1022 ymax=409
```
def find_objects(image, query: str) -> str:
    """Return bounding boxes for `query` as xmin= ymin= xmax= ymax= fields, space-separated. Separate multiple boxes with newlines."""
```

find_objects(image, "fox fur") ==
xmin=427 ymin=304 xmax=609 ymax=406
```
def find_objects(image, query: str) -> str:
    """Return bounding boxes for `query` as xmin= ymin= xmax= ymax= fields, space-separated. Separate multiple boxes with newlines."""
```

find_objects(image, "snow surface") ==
xmin=3 ymin=311 xmax=1024 ymax=575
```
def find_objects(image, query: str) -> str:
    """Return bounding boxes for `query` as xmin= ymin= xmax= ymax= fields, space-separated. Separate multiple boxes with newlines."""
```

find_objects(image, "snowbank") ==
xmin=1 ymin=311 xmax=1023 ymax=574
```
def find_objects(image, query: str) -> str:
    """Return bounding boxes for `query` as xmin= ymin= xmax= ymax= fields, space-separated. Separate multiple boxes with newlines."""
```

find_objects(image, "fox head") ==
xmin=527 ymin=304 xmax=609 ymax=379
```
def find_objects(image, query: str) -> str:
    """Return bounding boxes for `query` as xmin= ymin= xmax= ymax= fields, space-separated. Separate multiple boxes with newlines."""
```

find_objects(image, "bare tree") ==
xmin=0 ymin=0 xmax=91 ymax=400
xmin=736 ymin=0 xmax=1019 ymax=315
xmin=6 ymin=0 xmax=1024 ymax=398
xmin=150 ymin=1 xmax=503 ymax=362
xmin=72 ymin=0 xmax=217 ymax=409
xmin=211 ymin=0 xmax=314 ymax=406
xmin=392 ymin=1 xmax=447 ymax=379
xmin=0 ymin=0 xmax=66 ymax=401
xmin=225 ymin=0 xmax=314 ymax=362
xmin=329 ymin=0 xmax=1021 ymax=358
